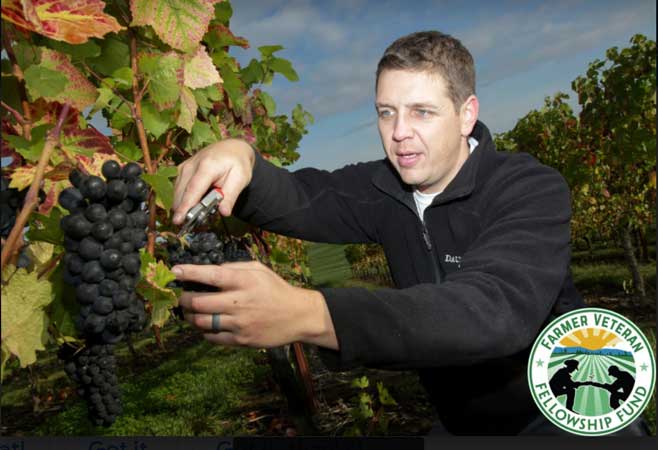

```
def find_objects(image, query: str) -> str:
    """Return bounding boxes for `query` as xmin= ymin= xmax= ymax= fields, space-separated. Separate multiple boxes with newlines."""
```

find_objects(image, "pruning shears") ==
xmin=177 ymin=187 xmax=224 ymax=237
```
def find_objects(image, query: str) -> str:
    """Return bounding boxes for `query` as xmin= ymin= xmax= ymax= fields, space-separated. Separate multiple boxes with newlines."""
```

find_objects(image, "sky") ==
xmin=225 ymin=0 xmax=656 ymax=171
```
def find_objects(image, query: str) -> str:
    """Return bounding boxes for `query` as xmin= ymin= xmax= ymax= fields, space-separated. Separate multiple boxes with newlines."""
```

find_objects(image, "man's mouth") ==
xmin=396 ymin=152 xmax=421 ymax=168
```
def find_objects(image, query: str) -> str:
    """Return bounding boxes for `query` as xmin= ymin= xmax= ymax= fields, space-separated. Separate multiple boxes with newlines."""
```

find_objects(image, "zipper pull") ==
xmin=422 ymin=225 xmax=432 ymax=250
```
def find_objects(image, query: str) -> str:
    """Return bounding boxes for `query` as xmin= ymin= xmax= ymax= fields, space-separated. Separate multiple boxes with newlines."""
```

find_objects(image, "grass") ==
xmin=307 ymin=243 xmax=352 ymax=287
xmin=570 ymin=262 xmax=656 ymax=294
xmin=2 ymin=324 xmax=275 ymax=436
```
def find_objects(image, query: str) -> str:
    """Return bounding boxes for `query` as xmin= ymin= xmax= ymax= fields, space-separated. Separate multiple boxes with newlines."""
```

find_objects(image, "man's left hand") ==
xmin=172 ymin=261 xmax=338 ymax=349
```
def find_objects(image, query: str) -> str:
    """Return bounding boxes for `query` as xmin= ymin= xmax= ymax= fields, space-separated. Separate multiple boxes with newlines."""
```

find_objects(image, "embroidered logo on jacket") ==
xmin=444 ymin=254 xmax=461 ymax=263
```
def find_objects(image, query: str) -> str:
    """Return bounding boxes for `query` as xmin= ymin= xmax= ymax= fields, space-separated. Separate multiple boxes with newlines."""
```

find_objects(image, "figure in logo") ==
xmin=549 ymin=359 xmax=587 ymax=412
xmin=587 ymin=365 xmax=635 ymax=409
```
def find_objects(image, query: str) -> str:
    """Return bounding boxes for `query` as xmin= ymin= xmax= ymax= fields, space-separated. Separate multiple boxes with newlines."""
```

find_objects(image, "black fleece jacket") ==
xmin=234 ymin=121 xmax=584 ymax=434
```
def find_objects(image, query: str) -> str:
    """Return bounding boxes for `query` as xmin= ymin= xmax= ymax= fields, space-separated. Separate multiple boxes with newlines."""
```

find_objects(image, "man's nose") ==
xmin=392 ymin=115 xmax=413 ymax=141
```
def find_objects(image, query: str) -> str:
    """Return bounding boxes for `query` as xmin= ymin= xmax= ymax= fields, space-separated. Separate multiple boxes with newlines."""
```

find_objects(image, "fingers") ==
xmin=173 ymin=166 xmax=220 ymax=224
xmin=172 ymin=261 xmax=262 ymax=289
xmin=216 ymin=166 xmax=244 ymax=217
xmin=178 ymin=289 xmax=243 ymax=314
xmin=172 ymin=162 xmax=195 ymax=222
xmin=183 ymin=310 xmax=238 ymax=333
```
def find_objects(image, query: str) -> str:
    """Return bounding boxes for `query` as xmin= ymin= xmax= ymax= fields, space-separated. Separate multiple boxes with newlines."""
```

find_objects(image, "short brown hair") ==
xmin=376 ymin=31 xmax=476 ymax=112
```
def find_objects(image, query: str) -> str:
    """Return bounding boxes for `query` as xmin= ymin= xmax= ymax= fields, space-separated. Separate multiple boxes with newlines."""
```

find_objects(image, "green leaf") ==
xmin=1 ymin=266 xmax=53 ymax=376
xmin=136 ymin=250 xmax=179 ymax=328
xmin=376 ymin=381 xmax=397 ymax=406
xmin=258 ymin=45 xmax=284 ymax=58
xmin=270 ymin=247 xmax=291 ymax=265
xmin=184 ymin=47 xmax=222 ymax=89
xmin=213 ymin=0 xmax=233 ymax=25
xmin=187 ymin=120 xmax=216 ymax=150
xmin=142 ymin=170 xmax=174 ymax=212
xmin=138 ymin=52 xmax=183 ymax=110
xmin=141 ymin=101 xmax=172 ymax=139
xmin=47 ymin=262 xmax=80 ymax=343
xmin=13 ymin=41 xmax=41 ymax=69
xmin=24 ymin=65 xmax=69 ymax=100
xmin=89 ymin=86 xmax=115 ymax=116
xmin=108 ymin=99 xmax=133 ymax=130
xmin=259 ymin=91 xmax=276 ymax=116
xmin=114 ymin=141 xmax=144 ymax=163
xmin=131 ymin=0 xmax=219 ymax=53
xmin=351 ymin=376 xmax=370 ymax=389
xmin=88 ymin=36 xmax=130 ymax=77
xmin=4 ymin=124 xmax=50 ymax=163
xmin=111 ymin=67 xmax=134 ymax=88
xmin=270 ymin=57 xmax=298 ymax=81
xmin=46 ymin=40 xmax=101 ymax=62
xmin=219 ymin=63 xmax=245 ymax=111
xmin=177 ymin=87 xmax=197 ymax=133
xmin=240 ymin=59 xmax=264 ymax=87
xmin=26 ymin=208 xmax=64 ymax=245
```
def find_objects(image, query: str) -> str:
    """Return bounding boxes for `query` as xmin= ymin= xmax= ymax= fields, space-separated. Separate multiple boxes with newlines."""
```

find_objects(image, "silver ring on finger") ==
xmin=211 ymin=313 xmax=221 ymax=333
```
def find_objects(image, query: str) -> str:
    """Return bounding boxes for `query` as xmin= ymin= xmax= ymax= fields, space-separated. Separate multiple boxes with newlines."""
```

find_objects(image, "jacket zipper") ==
xmin=421 ymin=219 xmax=442 ymax=283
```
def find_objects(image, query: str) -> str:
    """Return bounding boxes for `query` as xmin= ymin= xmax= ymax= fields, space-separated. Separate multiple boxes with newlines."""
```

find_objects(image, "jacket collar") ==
xmin=371 ymin=120 xmax=495 ymax=208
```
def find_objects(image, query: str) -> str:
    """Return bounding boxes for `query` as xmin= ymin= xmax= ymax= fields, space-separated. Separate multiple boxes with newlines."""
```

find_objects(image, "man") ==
xmin=589 ymin=365 xmax=635 ymax=409
xmin=171 ymin=31 xmax=585 ymax=435
xmin=549 ymin=359 xmax=584 ymax=412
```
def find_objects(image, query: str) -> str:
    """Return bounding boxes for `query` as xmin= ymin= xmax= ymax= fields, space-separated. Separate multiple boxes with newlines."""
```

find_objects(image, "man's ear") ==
xmin=460 ymin=95 xmax=479 ymax=136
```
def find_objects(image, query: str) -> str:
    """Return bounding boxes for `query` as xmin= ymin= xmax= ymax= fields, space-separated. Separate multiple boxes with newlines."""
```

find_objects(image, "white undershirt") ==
xmin=413 ymin=137 xmax=479 ymax=221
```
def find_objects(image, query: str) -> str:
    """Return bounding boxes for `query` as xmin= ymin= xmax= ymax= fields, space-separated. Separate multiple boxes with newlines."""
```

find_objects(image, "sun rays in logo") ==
xmin=560 ymin=328 xmax=621 ymax=351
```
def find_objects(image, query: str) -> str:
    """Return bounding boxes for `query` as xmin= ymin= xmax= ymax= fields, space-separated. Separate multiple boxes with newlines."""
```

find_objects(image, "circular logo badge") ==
xmin=528 ymin=307 xmax=655 ymax=436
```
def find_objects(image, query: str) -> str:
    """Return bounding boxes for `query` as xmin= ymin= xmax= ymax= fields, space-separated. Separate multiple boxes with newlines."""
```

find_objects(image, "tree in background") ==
xmin=495 ymin=34 xmax=656 ymax=297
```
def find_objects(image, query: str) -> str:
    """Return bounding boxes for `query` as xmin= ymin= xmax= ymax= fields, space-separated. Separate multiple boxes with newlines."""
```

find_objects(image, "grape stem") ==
xmin=1 ymin=100 xmax=28 ymax=125
xmin=1 ymin=102 xmax=71 ymax=272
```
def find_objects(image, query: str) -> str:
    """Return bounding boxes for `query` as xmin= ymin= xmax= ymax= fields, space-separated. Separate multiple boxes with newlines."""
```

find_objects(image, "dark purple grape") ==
xmin=121 ymin=162 xmax=142 ymax=179
xmin=81 ymin=176 xmax=107 ymax=202
xmin=106 ymin=179 xmax=127 ymax=203
xmin=99 ymin=249 xmax=122 ymax=270
xmin=107 ymin=208 xmax=127 ymax=230
xmin=67 ymin=213 xmax=93 ymax=240
xmin=103 ymin=234 xmax=123 ymax=251
xmin=67 ymin=253 xmax=85 ymax=274
xmin=105 ymin=267 xmax=125 ymax=281
xmin=121 ymin=254 xmax=140 ymax=274
xmin=83 ymin=314 xmax=106 ymax=334
xmin=112 ymin=290 xmax=131 ymax=310
xmin=127 ymin=178 xmax=148 ymax=201
xmin=85 ymin=203 xmax=107 ymax=222
xmin=101 ymin=160 xmax=122 ymax=180
xmin=69 ymin=169 xmax=86 ymax=188
xmin=118 ymin=275 xmax=136 ymax=291
xmin=129 ymin=211 xmax=148 ymax=229
xmin=59 ymin=187 xmax=86 ymax=211
xmin=92 ymin=222 xmax=113 ymax=241
xmin=98 ymin=279 xmax=119 ymax=297
xmin=118 ymin=198 xmax=134 ymax=213
xmin=93 ymin=296 xmax=114 ymax=315
xmin=82 ymin=260 xmax=105 ymax=283
xmin=79 ymin=237 xmax=103 ymax=260
xmin=76 ymin=283 xmax=99 ymax=305
xmin=119 ymin=241 xmax=133 ymax=254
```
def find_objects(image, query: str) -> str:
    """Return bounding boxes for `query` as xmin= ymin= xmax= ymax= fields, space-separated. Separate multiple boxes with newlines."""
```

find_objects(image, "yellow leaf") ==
xmin=1 ymin=266 xmax=53 ymax=374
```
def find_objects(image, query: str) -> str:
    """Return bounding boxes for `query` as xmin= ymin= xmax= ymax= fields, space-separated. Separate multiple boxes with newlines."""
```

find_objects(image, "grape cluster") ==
xmin=0 ymin=176 xmax=25 ymax=238
xmin=58 ymin=343 xmax=121 ymax=426
xmin=57 ymin=160 xmax=149 ymax=426
xmin=166 ymin=232 xmax=252 ymax=293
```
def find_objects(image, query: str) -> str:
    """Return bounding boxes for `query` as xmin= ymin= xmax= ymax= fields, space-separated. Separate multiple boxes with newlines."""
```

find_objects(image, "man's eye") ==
xmin=415 ymin=109 xmax=432 ymax=118
xmin=378 ymin=109 xmax=393 ymax=118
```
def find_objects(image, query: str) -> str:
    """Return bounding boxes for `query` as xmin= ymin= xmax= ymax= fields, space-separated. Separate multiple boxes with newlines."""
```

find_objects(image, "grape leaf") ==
xmin=77 ymin=153 xmax=122 ymax=177
xmin=23 ymin=65 xmax=69 ymax=100
xmin=61 ymin=126 xmax=113 ymax=159
xmin=114 ymin=141 xmax=143 ymax=163
xmin=258 ymin=91 xmax=276 ymax=116
xmin=47 ymin=262 xmax=80 ymax=344
xmin=39 ymin=48 xmax=98 ymax=110
xmin=45 ymin=40 xmax=101 ymax=62
xmin=138 ymin=52 xmax=184 ymax=110
xmin=258 ymin=45 xmax=284 ymax=58
xmin=218 ymin=63 xmax=244 ymax=111
xmin=240 ymin=59 xmax=264 ymax=87
xmin=1 ymin=0 xmax=124 ymax=44
xmin=177 ymin=87 xmax=197 ymax=133
xmin=184 ymin=46 xmax=222 ymax=89
xmin=213 ymin=0 xmax=232 ymax=25
xmin=130 ymin=0 xmax=221 ymax=53
xmin=204 ymin=23 xmax=249 ymax=50
xmin=186 ymin=120 xmax=216 ymax=151
xmin=1 ymin=266 xmax=53 ymax=376
xmin=137 ymin=250 xmax=178 ymax=328
xmin=87 ymin=36 xmax=130 ymax=77
xmin=142 ymin=168 xmax=174 ymax=212
xmin=27 ymin=208 xmax=64 ymax=245
xmin=111 ymin=67 xmax=134 ymax=88
xmin=141 ymin=101 xmax=172 ymax=139
xmin=270 ymin=57 xmax=299 ymax=82
xmin=3 ymin=124 xmax=51 ymax=163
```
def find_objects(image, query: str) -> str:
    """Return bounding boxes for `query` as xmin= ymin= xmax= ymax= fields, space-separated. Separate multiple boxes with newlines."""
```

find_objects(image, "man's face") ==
xmin=376 ymin=69 xmax=473 ymax=194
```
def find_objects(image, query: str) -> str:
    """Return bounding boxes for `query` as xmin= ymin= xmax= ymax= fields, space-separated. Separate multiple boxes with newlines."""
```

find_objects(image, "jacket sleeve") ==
xmin=317 ymin=156 xmax=573 ymax=370
xmin=233 ymin=150 xmax=381 ymax=243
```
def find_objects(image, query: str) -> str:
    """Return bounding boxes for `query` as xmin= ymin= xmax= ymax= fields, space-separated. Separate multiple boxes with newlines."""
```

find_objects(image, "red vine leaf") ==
xmin=39 ymin=48 xmax=97 ymax=110
xmin=1 ymin=0 xmax=124 ymax=44
xmin=130 ymin=0 xmax=221 ymax=53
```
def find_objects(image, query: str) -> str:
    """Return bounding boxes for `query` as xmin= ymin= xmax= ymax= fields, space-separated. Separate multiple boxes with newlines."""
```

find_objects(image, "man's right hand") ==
xmin=172 ymin=138 xmax=256 ymax=224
